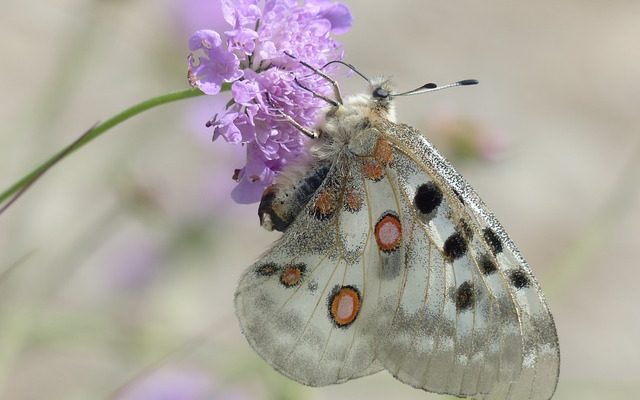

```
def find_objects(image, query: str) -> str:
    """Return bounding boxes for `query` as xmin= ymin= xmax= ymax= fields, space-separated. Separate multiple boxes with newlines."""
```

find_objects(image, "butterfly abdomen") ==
xmin=258 ymin=163 xmax=331 ymax=232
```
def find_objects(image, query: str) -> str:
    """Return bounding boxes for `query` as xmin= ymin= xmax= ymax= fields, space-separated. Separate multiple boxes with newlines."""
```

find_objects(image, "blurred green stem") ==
xmin=0 ymin=87 xmax=221 ymax=213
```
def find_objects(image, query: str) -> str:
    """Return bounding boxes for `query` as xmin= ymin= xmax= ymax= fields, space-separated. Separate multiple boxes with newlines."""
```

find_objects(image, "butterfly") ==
xmin=234 ymin=61 xmax=560 ymax=399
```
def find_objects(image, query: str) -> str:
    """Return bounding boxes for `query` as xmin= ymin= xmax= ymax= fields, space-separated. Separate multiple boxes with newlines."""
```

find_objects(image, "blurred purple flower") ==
xmin=172 ymin=0 xmax=226 ymax=37
xmin=187 ymin=0 xmax=352 ymax=203
xmin=116 ymin=368 xmax=250 ymax=400
xmin=108 ymin=236 xmax=162 ymax=292
xmin=308 ymin=0 xmax=352 ymax=34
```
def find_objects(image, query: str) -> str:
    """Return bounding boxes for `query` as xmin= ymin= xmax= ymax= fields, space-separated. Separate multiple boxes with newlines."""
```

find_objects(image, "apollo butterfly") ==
xmin=234 ymin=60 xmax=559 ymax=399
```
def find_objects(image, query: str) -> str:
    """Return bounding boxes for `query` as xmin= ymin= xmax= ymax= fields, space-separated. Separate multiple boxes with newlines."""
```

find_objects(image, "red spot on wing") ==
xmin=329 ymin=286 xmax=361 ymax=327
xmin=374 ymin=138 xmax=394 ymax=166
xmin=375 ymin=212 xmax=402 ymax=253
xmin=344 ymin=190 xmax=364 ymax=212
xmin=312 ymin=189 xmax=336 ymax=220
xmin=363 ymin=159 xmax=384 ymax=181
xmin=279 ymin=264 xmax=306 ymax=287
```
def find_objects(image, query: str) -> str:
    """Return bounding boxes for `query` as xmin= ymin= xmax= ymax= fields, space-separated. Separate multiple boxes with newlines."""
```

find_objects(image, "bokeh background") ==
xmin=1 ymin=1 xmax=639 ymax=399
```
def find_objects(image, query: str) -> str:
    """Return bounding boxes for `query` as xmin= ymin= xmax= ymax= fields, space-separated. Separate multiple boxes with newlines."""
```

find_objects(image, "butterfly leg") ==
xmin=264 ymin=92 xmax=319 ymax=139
xmin=284 ymin=51 xmax=343 ymax=104
xmin=294 ymin=77 xmax=339 ymax=107
xmin=275 ymin=109 xmax=319 ymax=139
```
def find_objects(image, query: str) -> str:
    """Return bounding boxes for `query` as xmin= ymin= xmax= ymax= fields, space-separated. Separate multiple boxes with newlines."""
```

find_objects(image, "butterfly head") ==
xmin=368 ymin=77 xmax=396 ymax=120
xmin=331 ymin=77 xmax=397 ymax=125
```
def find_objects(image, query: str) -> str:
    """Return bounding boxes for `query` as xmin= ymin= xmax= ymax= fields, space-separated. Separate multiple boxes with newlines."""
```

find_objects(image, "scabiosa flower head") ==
xmin=188 ymin=0 xmax=352 ymax=203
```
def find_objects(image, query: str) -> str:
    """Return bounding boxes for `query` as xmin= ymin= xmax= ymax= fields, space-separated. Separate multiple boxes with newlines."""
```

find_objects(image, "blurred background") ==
xmin=1 ymin=1 xmax=639 ymax=399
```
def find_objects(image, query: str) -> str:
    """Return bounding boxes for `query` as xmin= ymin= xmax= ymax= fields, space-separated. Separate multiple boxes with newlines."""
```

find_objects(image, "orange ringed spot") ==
xmin=329 ymin=286 xmax=361 ymax=327
xmin=312 ymin=189 xmax=336 ymax=219
xmin=375 ymin=212 xmax=402 ymax=253
xmin=374 ymin=138 xmax=394 ymax=166
xmin=363 ymin=159 xmax=384 ymax=181
xmin=344 ymin=190 xmax=364 ymax=213
xmin=279 ymin=264 xmax=306 ymax=287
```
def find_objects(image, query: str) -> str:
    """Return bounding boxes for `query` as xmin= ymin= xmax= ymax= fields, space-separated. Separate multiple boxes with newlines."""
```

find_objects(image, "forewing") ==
xmin=374 ymin=120 xmax=560 ymax=400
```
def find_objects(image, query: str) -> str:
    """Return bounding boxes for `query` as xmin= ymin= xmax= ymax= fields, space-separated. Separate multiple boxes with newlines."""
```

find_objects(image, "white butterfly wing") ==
xmin=235 ymin=156 xmax=389 ymax=386
xmin=374 ymin=120 xmax=560 ymax=399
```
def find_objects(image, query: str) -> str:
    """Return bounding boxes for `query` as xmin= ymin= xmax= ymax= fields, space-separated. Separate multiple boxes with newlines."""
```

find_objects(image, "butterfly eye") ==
xmin=372 ymin=87 xmax=389 ymax=99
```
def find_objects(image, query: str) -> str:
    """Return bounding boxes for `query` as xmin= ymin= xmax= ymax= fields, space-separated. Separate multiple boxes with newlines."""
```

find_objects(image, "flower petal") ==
xmin=225 ymin=27 xmax=259 ymax=54
xmin=231 ymin=79 xmax=260 ymax=105
xmin=189 ymin=29 xmax=222 ymax=51
xmin=318 ymin=2 xmax=352 ymax=34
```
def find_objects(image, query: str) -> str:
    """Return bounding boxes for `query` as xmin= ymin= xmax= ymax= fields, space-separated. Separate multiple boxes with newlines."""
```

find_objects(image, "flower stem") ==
xmin=0 ymin=87 xmax=215 ymax=214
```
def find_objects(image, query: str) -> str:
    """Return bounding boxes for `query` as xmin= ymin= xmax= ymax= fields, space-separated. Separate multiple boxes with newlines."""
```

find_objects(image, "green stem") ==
xmin=0 ymin=87 xmax=214 ymax=210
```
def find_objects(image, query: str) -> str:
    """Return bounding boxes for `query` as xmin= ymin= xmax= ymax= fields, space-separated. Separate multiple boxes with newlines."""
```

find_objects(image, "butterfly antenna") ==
xmin=393 ymin=79 xmax=478 ymax=97
xmin=321 ymin=60 xmax=370 ymax=83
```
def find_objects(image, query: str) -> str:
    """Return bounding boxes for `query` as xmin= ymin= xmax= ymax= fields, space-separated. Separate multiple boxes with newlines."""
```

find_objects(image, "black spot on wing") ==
xmin=479 ymin=254 xmax=498 ymax=275
xmin=483 ymin=227 xmax=503 ymax=255
xmin=443 ymin=232 xmax=468 ymax=261
xmin=459 ymin=219 xmax=474 ymax=240
xmin=414 ymin=182 xmax=443 ymax=214
xmin=509 ymin=269 xmax=530 ymax=289
xmin=455 ymin=281 xmax=475 ymax=311
xmin=256 ymin=263 xmax=279 ymax=277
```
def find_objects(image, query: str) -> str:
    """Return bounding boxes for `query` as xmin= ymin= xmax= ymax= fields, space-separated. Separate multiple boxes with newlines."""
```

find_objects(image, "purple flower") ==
xmin=187 ymin=0 xmax=352 ymax=203
xmin=106 ymin=236 xmax=162 ymax=292
xmin=225 ymin=27 xmax=259 ymax=54
xmin=172 ymin=0 xmax=227 ymax=37
xmin=308 ymin=0 xmax=352 ymax=34
xmin=116 ymin=368 xmax=251 ymax=400
xmin=231 ymin=79 xmax=260 ymax=104
xmin=188 ymin=30 xmax=243 ymax=95
xmin=222 ymin=0 xmax=262 ymax=28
